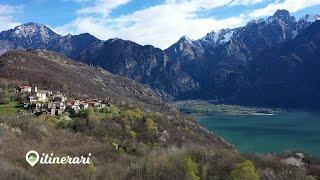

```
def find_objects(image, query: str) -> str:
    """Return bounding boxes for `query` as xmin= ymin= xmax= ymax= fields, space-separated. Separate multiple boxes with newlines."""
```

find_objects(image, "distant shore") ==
xmin=171 ymin=100 xmax=278 ymax=116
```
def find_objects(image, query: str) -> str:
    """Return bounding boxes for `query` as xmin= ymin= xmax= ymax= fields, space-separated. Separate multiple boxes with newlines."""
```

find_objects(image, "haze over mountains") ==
xmin=0 ymin=9 xmax=320 ymax=108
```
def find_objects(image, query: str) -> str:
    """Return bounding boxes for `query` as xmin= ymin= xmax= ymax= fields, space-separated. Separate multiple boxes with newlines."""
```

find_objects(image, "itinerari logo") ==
xmin=26 ymin=150 xmax=92 ymax=166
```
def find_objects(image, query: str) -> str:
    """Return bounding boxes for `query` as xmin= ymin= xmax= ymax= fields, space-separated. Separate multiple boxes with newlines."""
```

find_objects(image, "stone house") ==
xmin=80 ymin=101 xmax=89 ymax=109
xmin=52 ymin=94 xmax=67 ymax=102
xmin=28 ymin=96 xmax=38 ymax=103
xmin=86 ymin=99 xmax=105 ymax=109
xmin=47 ymin=102 xmax=65 ymax=110
xmin=18 ymin=86 xmax=32 ymax=93
xmin=36 ymin=90 xmax=52 ymax=102
xmin=47 ymin=102 xmax=66 ymax=116
xmin=66 ymin=100 xmax=81 ymax=113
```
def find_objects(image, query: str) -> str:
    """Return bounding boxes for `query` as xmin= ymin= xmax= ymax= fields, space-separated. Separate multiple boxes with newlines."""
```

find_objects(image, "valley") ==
xmin=0 ymin=5 xmax=320 ymax=180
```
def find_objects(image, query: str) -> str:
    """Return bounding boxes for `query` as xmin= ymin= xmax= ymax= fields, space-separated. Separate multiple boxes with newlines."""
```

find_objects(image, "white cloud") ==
xmin=66 ymin=0 xmax=92 ymax=2
xmin=0 ymin=16 xmax=21 ymax=32
xmin=55 ymin=0 xmax=320 ymax=49
xmin=0 ymin=4 xmax=23 ymax=15
xmin=76 ymin=0 xmax=131 ymax=17
xmin=56 ymin=0 xmax=251 ymax=49
xmin=229 ymin=0 xmax=263 ymax=6
xmin=0 ymin=4 xmax=22 ymax=32
xmin=250 ymin=0 xmax=320 ymax=18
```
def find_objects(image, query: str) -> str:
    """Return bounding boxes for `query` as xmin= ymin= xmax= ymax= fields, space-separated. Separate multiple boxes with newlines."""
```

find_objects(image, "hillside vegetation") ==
xmin=0 ymin=50 xmax=161 ymax=111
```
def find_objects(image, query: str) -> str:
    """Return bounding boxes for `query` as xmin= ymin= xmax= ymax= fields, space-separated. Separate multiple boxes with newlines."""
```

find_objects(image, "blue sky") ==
xmin=0 ymin=0 xmax=320 ymax=49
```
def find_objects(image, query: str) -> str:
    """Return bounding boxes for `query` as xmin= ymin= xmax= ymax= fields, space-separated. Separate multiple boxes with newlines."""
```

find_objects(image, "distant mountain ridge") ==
xmin=77 ymin=38 xmax=199 ymax=98
xmin=0 ymin=22 xmax=61 ymax=54
xmin=0 ymin=23 xmax=199 ymax=99
xmin=165 ymin=10 xmax=320 ymax=103
xmin=0 ymin=10 xmax=320 ymax=108
xmin=243 ymin=21 xmax=320 ymax=108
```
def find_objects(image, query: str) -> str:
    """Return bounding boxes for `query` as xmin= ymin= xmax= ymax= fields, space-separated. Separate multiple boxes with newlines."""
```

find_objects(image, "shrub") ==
xmin=138 ymin=150 xmax=201 ymax=180
xmin=228 ymin=160 xmax=259 ymax=180
xmin=87 ymin=111 xmax=100 ymax=127
xmin=183 ymin=156 xmax=200 ymax=180
xmin=125 ymin=125 xmax=131 ymax=131
xmin=0 ymin=89 xmax=10 ymax=104
xmin=87 ymin=162 xmax=96 ymax=175
xmin=70 ymin=118 xmax=87 ymax=132
xmin=0 ymin=97 xmax=10 ymax=104
xmin=77 ymin=108 xmax=100 ymax=131
xmin=128 ymin=130 xmax=136 ymax=139
xmin=0 ymin=163 xmax=35 ymax=179
xmin=124 ymin=125 xmax=136 ymax=139
xmin=145 ymin=117 xmax=157 ymax=132
xmin=106 ymin=106 xmax=121 ymax=119
xmin=139 ymin=153 xmax=177 ymax=180
xmin=120 ymin=108 xmax=142 ymax=121
xmin=306 ymin=176 xmax=317 ymax=180
xmin=58 ymin=116 xmax=73 ymax=128
xmin=37 ymin=115 xmax=59 ymax=127
xmin=78 ymin=108 xmax=92 ymax=119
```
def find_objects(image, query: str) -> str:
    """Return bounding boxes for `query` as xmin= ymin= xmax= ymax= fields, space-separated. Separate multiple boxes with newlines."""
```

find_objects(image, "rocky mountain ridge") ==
xmin=165 ymin=10 xmax=320 ymax=105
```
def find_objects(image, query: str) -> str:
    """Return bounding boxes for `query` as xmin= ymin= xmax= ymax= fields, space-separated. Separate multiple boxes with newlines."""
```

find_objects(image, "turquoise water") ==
xmin=197 ymin=111 xmax=320 ymax=155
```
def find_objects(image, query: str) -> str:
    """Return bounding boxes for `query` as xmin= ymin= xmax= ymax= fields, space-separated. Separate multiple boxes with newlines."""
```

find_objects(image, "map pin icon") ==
xmin=26 ymin=150 xmax=39 ymax=167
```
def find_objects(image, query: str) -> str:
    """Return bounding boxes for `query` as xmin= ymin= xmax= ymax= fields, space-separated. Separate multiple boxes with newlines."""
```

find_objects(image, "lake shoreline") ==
xmin=173 ymin=100 xmax=320 ymax=156
xmin=172 ymin=100 xmax=320 ymax=117
xmin=172 ymin=100 xmax=278 ymax=117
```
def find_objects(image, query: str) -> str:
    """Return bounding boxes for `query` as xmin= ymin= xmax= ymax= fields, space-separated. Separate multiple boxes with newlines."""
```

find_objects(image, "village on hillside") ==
xmin=16 ymin=85 xmax=111 ymax=116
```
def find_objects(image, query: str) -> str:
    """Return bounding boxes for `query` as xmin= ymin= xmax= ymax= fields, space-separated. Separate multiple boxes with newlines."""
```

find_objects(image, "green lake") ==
xmin=197 ymin=111 xmax=320 ymax=155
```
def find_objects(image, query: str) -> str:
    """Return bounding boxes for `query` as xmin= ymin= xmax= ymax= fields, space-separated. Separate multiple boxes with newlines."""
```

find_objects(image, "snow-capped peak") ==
xmin=297 ymin=14 xmax=320 ymax=33
xmin=299 ymin=14 xmax=320 ymax=23
xmin=200 ymin=29 xmax=234 ymax=45
xmin=221 ymin=30 xmax=234 ymax=43
xmin=12 ymin=22 xmax=60 ymax=40
xmin=202 ymin=31 xmax=217 ymax=42
xmin=15 ymin=22 xmax=44 ymax=35
xmin=179 ymin=36 xmax=193 ymax=43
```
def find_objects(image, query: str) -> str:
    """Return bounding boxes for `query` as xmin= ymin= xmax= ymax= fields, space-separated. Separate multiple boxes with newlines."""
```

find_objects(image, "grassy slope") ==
xmin=0 ymin=101 xmax=20 ymax=115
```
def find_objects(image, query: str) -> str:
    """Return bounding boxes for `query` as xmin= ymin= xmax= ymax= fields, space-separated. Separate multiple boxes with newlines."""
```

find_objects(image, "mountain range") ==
xmin=0 ymin=9 xmax=319 ymax=108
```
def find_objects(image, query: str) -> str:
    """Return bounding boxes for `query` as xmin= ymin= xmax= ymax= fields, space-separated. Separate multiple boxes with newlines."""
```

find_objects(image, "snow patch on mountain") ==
xmin=300 ymin=14 xmax=320 ymax=23
xmin=221 ymin=30 xmax=234 ymax=43
xmin=11 ymin=22 xmax=60 ymax=40
xmin=296 ymin=14 xmax=320 ymax=35
xmin=200 ymin=29 xmax=235 ymax=45
xmin=180 ymin=36 xmax=193 ymax=43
